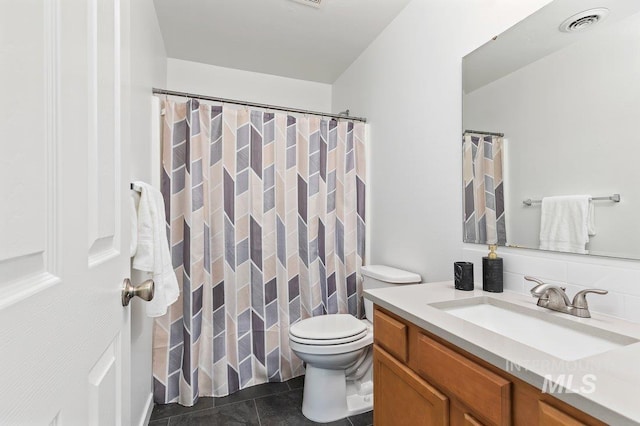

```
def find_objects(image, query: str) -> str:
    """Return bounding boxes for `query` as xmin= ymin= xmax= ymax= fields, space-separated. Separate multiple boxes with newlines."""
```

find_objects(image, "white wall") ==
xmin=332 ymin=0 xmax=552 ymax=282
xmin=333 ymin=0 xmax=640 ymax=322
xmin=167 ymin=58 xmax=332 ymax=112
xmin=129 ymin=0 xmax=167 ymax=424
xmin=131 ymin=3 xmax=167 ymax=185
xmin=464 ymin=12 xmax=640 ymax=257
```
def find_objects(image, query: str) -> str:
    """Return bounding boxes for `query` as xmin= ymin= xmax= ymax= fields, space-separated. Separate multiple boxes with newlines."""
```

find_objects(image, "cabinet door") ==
xmin=538 ymin=401 xmax=587 ymax=426
xmin=450 ymin=401 xmax=487 ymax=426
xmin=374 ymin=345 xmax=448 ymax=425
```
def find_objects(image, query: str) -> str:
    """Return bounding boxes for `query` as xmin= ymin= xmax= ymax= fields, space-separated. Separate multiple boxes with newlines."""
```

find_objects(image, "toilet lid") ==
xmin=289 ymin=314 xmax=367 ymax=341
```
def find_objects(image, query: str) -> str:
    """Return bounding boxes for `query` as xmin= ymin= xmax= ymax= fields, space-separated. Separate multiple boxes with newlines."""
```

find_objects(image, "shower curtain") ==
xmin=152 ymin=99 xmax=366 ymax=406
xmin=463 ymin=132 xmax=506 ymax=245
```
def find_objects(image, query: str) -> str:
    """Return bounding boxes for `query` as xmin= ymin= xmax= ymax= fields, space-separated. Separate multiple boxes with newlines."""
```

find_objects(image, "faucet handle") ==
xmin=524 ymin=276 xmax=545 ymax=285
xmin=524 ymin=276 xmax=566 ymax=295
xmin=572 ymin=289 xmax=608 ymax=310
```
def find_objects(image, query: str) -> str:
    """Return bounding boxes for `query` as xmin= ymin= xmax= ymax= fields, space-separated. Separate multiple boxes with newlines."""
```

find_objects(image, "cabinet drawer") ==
xmin=538 ymin=401 xmax=587 ymax=426
xmin=413 ymin=333 xmax=511 ymax=426
xmin=374 ymin=308 xmax=408 ymax=362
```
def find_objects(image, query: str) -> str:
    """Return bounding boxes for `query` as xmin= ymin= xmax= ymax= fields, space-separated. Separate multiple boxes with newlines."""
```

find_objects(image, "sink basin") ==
xmin=430 ymin=297 xmax=638 ymax=361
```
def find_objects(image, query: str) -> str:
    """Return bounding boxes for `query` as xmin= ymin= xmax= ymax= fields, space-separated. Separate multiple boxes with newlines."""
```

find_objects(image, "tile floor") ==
xmin=148 ymin=376 xmax=373 ymax=426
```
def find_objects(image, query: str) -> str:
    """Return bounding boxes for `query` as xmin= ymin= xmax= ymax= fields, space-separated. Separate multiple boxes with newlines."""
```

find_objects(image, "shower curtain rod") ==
xmin=464 ymin=129 xmax=505 ymax=137
xmin=152 ymin=88 xmax=367 ymax=123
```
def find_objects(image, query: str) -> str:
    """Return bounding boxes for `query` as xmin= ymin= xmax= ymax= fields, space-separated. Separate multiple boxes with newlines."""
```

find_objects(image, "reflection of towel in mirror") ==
xmin=132 ymin=181 xmax=179 ymax=317
xmin=539 ymin=195 xmax=593 ymax=254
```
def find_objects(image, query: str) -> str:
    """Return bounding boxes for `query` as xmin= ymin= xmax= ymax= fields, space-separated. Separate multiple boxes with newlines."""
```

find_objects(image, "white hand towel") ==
xmin=587 ymin=202 xmax=596 ymax=236
xmin=129 ymin=192 xmax=139 ymax=258
xmin=132 ymin=181 xmax=179 ymax=317
xmin=539 ymin=195 xmax=593 ymax=254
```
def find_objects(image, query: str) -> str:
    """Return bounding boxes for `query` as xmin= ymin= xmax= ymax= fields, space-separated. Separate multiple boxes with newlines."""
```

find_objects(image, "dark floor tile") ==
xmin=168 ymin=400 xmax=259 ymax=426
xmin=348 ymin=410 xmax=373 ymax=426
xmin=149 ymin=419 xmax=170 ymax=426
xmin=212 ymin=381 xmax=290 ymax=407
xmin=286 ymin=375 xmax=305 ymax=390
xmin=150 ymin=397 xmax=213 ymax=421
xmin=255 ymin=388 xmax=350 ymax=426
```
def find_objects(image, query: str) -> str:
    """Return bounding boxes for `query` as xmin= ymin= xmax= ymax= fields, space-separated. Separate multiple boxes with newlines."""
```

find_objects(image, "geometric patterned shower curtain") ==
xmin=152 ymin=99 xmax=366 ymax=406
xmin=462 ymin=132 xmax=506 ymax=245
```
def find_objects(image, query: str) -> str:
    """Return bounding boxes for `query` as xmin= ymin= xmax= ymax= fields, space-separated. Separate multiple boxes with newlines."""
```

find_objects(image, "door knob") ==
xmin=122 ymin=278 xmax=155 ymax=306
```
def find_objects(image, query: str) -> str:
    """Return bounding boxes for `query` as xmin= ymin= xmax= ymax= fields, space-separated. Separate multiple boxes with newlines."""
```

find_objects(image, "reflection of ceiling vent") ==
xmin=290 ymin=0 xmax=322 ymax=8
xmin=559 ymin=8 xmax=609 ymax=33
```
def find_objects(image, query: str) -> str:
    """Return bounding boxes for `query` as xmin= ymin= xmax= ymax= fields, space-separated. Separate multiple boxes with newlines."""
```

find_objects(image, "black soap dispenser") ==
xmin=482 ymin=245 xmax=503 ymax=293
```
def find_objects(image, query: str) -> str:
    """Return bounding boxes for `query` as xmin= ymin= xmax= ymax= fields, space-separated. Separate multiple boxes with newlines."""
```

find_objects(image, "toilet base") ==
xmin=345 ymin=385 xmax=374 ymax=416
xmin=301 ymin=364 xmax=373 ymax=423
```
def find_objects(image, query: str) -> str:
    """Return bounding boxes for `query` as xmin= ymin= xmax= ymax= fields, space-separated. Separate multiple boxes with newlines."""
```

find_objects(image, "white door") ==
xmin=0 ymin=0 xmax=133 ymax=424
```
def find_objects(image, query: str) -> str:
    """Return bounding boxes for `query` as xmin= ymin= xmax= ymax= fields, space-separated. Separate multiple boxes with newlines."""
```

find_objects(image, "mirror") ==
xmin=462 ymin=0 xmax=640 ymax=259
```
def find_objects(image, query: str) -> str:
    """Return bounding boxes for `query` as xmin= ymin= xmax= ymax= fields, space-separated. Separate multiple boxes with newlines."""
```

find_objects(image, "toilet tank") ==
xmin=361 ymin=265 xmax=421 ymax=320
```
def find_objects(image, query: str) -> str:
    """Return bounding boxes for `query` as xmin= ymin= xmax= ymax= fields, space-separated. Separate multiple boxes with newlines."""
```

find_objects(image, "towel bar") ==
xmin=522 ymin=194 xmax=620 ymax=206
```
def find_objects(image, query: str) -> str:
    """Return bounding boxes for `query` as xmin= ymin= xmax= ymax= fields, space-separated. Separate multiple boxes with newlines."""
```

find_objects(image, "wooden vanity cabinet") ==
xmin=373 ymin=306 xmax=607 ymax=426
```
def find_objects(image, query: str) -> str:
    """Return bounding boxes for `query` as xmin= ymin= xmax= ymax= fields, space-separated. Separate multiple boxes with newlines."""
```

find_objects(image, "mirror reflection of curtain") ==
xmin=463 ymin=132 xmax=506 ymax=245
xmin=153 ymin=99 xmax=366 ymax=406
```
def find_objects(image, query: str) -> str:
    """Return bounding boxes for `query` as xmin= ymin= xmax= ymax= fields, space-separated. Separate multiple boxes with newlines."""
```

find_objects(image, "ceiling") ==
xmin=153 ymin=0 xmax=412 ymax=83
xmin=463 ymin=0 xmax=640 ymax=93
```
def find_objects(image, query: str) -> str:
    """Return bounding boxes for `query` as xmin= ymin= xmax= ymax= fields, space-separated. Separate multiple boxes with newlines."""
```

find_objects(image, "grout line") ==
xmin=347 ymin=416 xmax=354 ymax=426
xmin=150 ymin=398 xmax=216 ymax=421
xmin=253 ymin=399 xmax=262 ymax=426
xmin=163 ymin=400 xmax=253 ymax=424
xmin=253 ymin=387 xmax=294 ymax=403
xmin=151 ymin=381 xmax=303 ymax=424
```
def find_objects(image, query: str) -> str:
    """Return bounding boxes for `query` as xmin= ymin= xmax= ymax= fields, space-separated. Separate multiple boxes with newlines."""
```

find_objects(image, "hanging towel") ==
xmin=132 ymin=181 xmax=179 ymax=317
xmin=539 ymin=195 xmax=593 ymax=254
xmin=129 ymin=192 xmax=139 ymax=258
xmin=587 ymin=202 xmax=596 ymax=237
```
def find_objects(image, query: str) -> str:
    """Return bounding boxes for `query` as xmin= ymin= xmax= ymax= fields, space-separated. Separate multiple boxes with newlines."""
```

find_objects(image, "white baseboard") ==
xmin=137 ymin=392 xmax=154 ymax=426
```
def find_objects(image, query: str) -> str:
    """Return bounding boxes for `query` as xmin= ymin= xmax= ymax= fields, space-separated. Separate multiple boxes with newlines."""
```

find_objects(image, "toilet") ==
xmin=289 ymin=265 xmax=421 ymax=423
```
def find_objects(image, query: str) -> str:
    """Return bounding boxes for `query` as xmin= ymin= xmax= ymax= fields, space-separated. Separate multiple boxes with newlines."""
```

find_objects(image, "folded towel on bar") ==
xmin=539 ymin=195 xmax=593 ymax=254
xmin=132 ymin=181 xmax=179 ymax=317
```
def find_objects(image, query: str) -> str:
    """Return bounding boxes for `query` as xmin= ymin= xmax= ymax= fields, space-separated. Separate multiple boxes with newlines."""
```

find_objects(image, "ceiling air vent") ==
xmin=559 ymin=8 xmax=609 ymax=33
xmin=289 ymin=0 xmax=322 ymax=8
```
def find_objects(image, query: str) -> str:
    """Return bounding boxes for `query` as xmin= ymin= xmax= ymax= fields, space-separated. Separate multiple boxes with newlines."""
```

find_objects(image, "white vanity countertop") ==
xmin=364 ymin=281 xmax=640 ymax=425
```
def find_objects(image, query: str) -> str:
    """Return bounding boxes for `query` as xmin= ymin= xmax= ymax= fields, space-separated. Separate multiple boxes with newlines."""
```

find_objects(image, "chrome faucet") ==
xmin=524 ymin=276 xmax=608 ymax=318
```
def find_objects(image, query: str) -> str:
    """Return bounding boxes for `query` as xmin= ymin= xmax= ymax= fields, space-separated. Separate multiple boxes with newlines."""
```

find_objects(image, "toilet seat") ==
xmin=290 ymin=328 xmax=368 ymax=346
xmin=289 ymin=319 xmax=373 ymax=356
xmin=290 ymin=314 xmax=367 ymax=346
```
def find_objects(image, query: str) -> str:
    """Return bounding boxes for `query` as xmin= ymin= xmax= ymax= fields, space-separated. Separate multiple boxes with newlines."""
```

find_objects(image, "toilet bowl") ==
xmin=289 ymin=265 xmax=421 ymax=423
